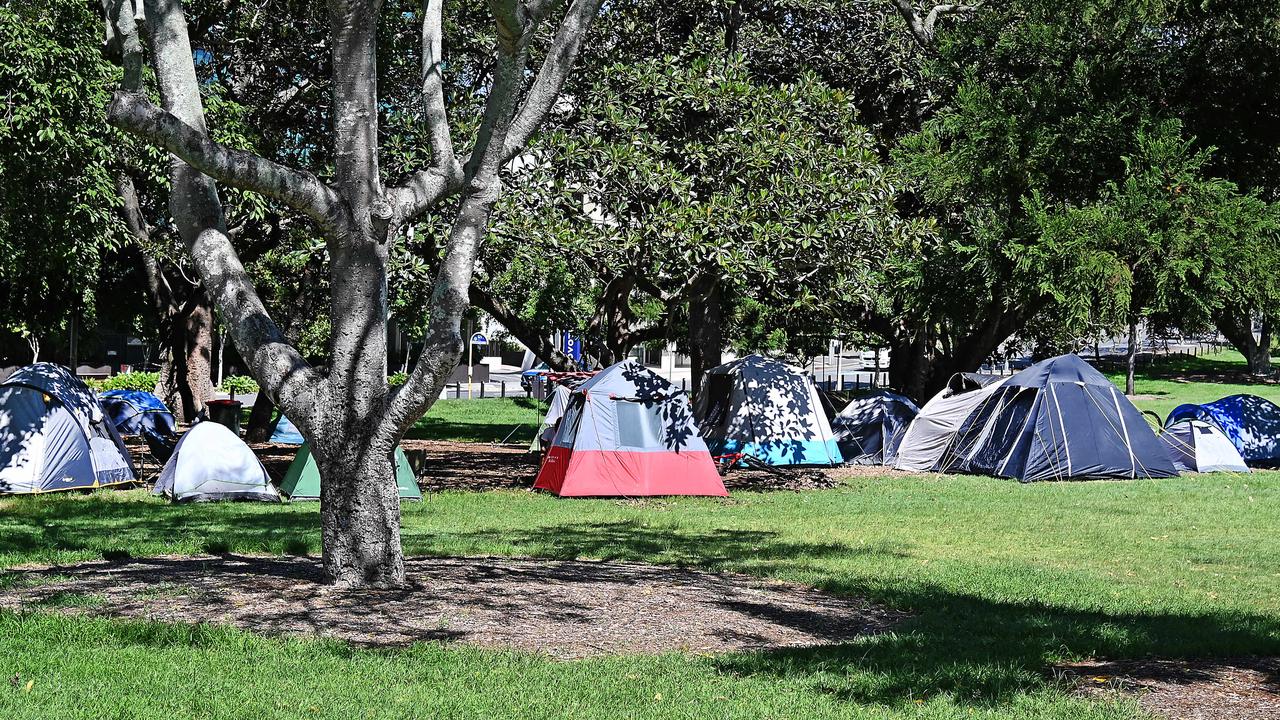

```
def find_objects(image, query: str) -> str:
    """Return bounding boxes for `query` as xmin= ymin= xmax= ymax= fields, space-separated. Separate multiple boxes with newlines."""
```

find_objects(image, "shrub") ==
xmin=387 ymin=371 xmax=409 ymax=387
xmin=219 ymin=375 xmax=259 ymax=394
xmin=92 ymin=371 xmax=160 ymax=393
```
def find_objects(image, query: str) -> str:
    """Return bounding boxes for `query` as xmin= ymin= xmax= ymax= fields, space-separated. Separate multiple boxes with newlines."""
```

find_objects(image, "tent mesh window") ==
xmin=616 ymin=401 xmax=665 ymax=449
xmin=701 ymin=374 xmax=734 ymax=430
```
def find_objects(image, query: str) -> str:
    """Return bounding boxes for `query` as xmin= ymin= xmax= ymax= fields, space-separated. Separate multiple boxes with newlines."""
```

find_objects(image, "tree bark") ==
xmin=155 ymin=290 xmax=216 ymax=421
xmin=687 ymin=275 xmax=722 ymax=396
xmin=1215 ymin=307 xmax=1272 ymax=376
xmin=316 ymin=437 xmax=404 ymax=588
xmin=1126 ymin=318 xmax=1138 ymax=396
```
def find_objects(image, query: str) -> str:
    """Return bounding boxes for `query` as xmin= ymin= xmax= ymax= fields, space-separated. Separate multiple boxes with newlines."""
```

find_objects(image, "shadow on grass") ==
xmin=0 ymin=498 xmax=324 ymax=559
xmin=4 ymin=506 xmax=1279 ymax=712
xmin=436 ymin=520 xmax=1280 ymax=708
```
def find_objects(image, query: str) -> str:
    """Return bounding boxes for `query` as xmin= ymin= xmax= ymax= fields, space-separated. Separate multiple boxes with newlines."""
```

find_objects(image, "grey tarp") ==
xmin=154 ymin=421 xmax=281 ymax=502
xmin=894 ymin=375 xmax=1010 ymax=472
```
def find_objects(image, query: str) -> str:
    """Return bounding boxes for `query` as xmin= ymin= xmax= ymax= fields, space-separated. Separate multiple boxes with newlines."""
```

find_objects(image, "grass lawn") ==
xmin=406 ymin=396 xmax=546 ymax=443
xmin=1 ymin=350 xmax=1278 ymax=719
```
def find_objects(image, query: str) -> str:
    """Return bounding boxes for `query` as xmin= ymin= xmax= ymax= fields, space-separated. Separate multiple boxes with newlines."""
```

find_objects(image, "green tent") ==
xmin=279 ymin=444 xmax=422 ymax=501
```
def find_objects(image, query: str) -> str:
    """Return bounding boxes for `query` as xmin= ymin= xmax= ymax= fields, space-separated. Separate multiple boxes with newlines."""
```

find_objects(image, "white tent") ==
xmin=1160 ymin=420 xmax=1249 ymax=473
xmin=894 ymin=374 xmax=1009 ymax=472
xmin=0 ymin=363 xmax=135 ymax=494
xmin=154 ymin=421 xmax=281 ymax=502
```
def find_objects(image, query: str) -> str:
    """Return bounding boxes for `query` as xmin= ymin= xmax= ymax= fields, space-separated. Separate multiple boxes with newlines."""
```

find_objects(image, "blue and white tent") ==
xmin=941 ymin=354 xmax=1177 ymax=482
xmin=0 ymin=363 xmax=136 ymax=494
xmin=1166 ymin=394 xmax=1280 ymax=467
xmin=694 ymin=354 xmax=842 ymax=466
xmin=1160 ymin=420 xmax=1249 ymax=473
xmin=100 ymin=389 xmax=176 ymax=437
xmin=269 ymin=414 xmax=305 ymax=445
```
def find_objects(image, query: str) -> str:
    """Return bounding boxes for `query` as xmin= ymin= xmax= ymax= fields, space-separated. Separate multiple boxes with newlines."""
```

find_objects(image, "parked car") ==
xmin=521 ymin=363 xmax=550 ymax=392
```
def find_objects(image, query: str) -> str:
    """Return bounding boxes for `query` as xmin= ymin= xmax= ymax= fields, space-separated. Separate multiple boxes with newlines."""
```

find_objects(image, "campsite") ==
xmin=4 ymin=0 xmax=1280 ymax=718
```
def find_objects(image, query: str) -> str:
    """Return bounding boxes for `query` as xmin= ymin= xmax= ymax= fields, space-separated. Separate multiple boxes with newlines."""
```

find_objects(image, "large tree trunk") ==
xmin=155 ymin=291 xmax=216 ymax=422
xmin=315 ymin=437 xmax=405 ymax=587
xmin=687 ymin=275 xmax=722 ymax=396
xmin=1125 ymin=318 xmax=1138 ymax=396
xmin=1215 ymin=307 xmax=1272 ymax=376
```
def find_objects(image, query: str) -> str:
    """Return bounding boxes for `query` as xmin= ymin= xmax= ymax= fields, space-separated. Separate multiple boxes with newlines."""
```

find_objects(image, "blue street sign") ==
xmin=470 ymin=332 xmax=488 ymax=346
xmin=561 ymin=332 xmax=582 ymax=362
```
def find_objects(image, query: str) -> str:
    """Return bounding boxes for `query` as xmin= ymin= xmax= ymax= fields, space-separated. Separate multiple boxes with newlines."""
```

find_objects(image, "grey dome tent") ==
xmin=941 ymin=354 xmax=1178 ymax=482
xmin=694 ymin=354 xmax=842 ymax=466
xmin=1160 ymin=420 xmax=1248 ymax=473
xmin=153 ymin=421 xmax=281 ymax=502
xmin=895 ymin=374 xmax=1009 ymax=472
xmin=0 ymin=363 xmax=135 ymax=494
xmin=831 ymin=390 xmax=919 ymax=465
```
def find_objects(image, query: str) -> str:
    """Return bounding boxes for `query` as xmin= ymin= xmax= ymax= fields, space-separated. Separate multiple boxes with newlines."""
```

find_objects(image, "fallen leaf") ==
xmin=23 ymin=680 xmax=33 ymax=693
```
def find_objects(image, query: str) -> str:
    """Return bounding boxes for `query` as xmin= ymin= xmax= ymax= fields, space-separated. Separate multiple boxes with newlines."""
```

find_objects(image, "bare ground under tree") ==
xmin=0 ymin=554 xmax=902 ymax=659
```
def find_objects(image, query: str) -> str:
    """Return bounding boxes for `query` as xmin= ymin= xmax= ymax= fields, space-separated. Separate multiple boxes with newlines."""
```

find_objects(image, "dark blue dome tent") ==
xmin=0 ymin=363 xmax=136 ymax=494
xmin=1166 ymin=394 xmax=1280 ymax=467
xmin=100 ymin=390 xmax=180 ymax=462
xmin=941 ymin=354 xmax=1178 ymax=482
xmin=831 ymin=390 xmax=919 ymax=465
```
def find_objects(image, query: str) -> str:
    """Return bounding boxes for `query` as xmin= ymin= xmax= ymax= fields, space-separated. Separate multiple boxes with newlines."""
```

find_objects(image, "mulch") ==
xmin=0 ymin=555 xmax=904 ymax=659
xmin=1058 ymin=657 xmax=1280 ymax=720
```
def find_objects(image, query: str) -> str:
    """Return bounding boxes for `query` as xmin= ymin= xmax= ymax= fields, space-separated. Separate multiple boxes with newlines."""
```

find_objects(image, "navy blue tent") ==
xmin=269 ymin=414 xmax=304 ymax=444
xmin=100 ymin=389 xmax=179 ymax=462
xmin=1166 ymin=394 xmax=1280 ymax=467
xmin=100 ymin=390 xmax=177 ymax=436
xmin=831 ymin=390 xmax=919 ymax=465
xmin=942 ymin=354 xmax=1178 ymax=482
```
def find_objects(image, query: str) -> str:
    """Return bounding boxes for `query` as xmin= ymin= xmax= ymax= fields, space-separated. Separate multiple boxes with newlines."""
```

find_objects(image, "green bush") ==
xmin=219 ymin=375 xmax=259 ymax=394
xmin=387 ymin=371 xmax=409 ymax=387
xmin=90 ymin=371 xmax=160 ymax=393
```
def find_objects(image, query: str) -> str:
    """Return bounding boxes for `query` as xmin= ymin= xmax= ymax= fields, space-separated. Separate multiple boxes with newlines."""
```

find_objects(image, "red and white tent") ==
xmin=534 ymin=360 xmax=727 ymax=497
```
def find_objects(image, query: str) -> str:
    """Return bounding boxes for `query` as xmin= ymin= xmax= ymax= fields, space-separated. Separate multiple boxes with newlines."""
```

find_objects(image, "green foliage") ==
xmin=89 ymin=371 xmax=160 ymax=393
xmin=0 ymin=0 xmax=127 ymax=341
xmin=218 ymin=375 xmax=259 ymax=395
xmin=387 ymin=372 xmax=409 ymax=387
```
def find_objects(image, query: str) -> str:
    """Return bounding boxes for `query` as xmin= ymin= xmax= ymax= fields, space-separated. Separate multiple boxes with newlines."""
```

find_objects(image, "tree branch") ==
xmin=107 ymin=91 xmax=349 ymax=230
xmin=890 ymin=0 xmax=977 ymax=47
xmin=123 ymin=0 xmax=322 ymax=424
xmin=420 ymin=0 xmax=454 ymax=169
xmin=468 ymin=284 xmax=577 ymax=370
xmin=502 ymin=0 xmax=602 ymax=161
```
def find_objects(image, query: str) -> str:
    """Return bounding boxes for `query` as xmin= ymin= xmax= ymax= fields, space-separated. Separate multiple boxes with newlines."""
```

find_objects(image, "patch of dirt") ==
xmin=1058 ymin=658 xmax=1280 ymax=720
xmin=0 ymin=555 xmax=902 ymax=659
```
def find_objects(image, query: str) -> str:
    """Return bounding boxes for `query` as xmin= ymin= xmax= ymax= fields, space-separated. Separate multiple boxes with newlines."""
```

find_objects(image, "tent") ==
xmin=941 ymin=354 xmax=1178 ymax=482
xmin=269 ymin=414 xmax=305 ymax=444
xmin=279 ymin=443 xmax=422 ymax=501
xmin=529 ymin=382 xmax=575 ymax=452
xmin=831 ymin=390 xmax=919 ymax=465
xmin=100 ymin=390 xmax=176 ymax=437
xmin=100 ymin=389 xmax=180 ymax=461
xmin=153 ymin=421 xmax=281 ymax=502
xmin=0 ymin=363 xmax=135 ymax=494
xmin=534 ymin=359 xmax=727 ymax=497
xmin=1160 ymin=420 xmax=1248 ymax=473
xmin=1166 ymin=394 xmax=1280 ymax=467
xmin=895 ymin=374 xmax=1010 ymax=472
xmin=694 ymin=354 xmax=842 ymax=466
